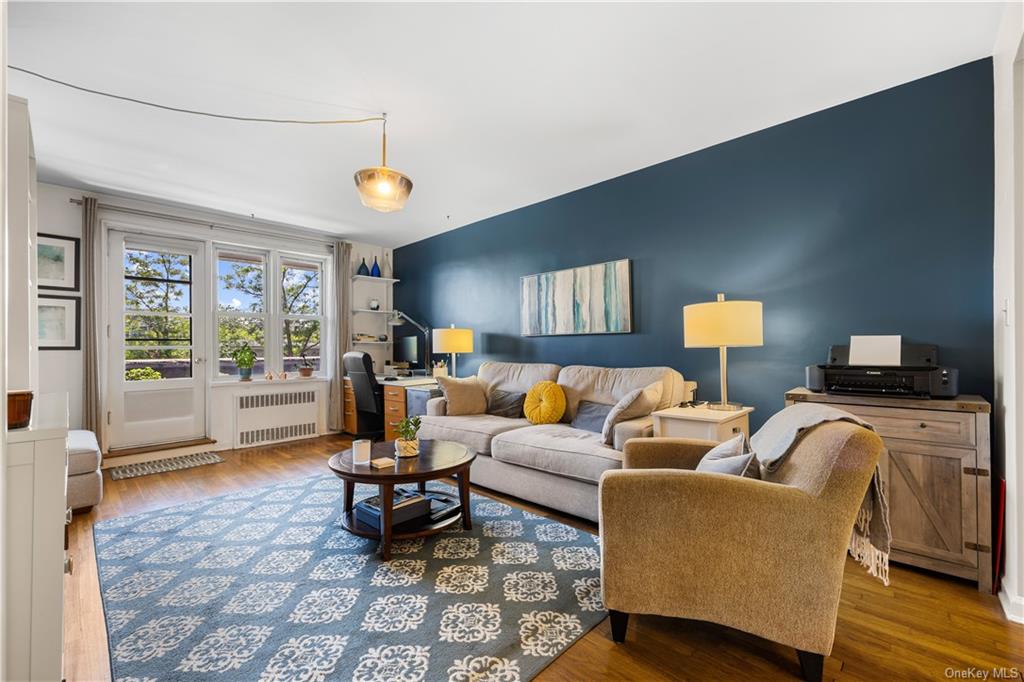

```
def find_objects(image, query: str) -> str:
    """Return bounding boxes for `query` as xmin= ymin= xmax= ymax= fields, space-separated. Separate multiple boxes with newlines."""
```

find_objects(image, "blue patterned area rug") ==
xmin=93 ymin=474 xmax=605 ymax=681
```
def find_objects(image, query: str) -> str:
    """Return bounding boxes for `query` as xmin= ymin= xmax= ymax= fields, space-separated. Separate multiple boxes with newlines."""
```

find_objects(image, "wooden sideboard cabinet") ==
xmin=785 ymin=388 xmax=992 ymax=591
xmin=342 ymin=377 xmax=439 ymax=440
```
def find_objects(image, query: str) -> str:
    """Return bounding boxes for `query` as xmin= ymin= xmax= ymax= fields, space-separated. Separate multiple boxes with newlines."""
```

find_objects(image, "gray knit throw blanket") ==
xmin=751 ymin=403 xmax=892 ymax=585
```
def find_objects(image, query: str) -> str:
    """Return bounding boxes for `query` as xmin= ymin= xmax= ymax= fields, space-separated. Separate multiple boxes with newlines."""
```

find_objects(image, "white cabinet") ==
xmin=7 ymin=96 xmax=38 ymax=393
xmin=5 ymin=393 xmax=69 ymax=682
xmin=652 ymin=405 xmax=754 ymax=442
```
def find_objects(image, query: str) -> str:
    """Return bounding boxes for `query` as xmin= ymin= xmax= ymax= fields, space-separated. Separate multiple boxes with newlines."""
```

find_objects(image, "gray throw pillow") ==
xmin=487 ymin=389 xmax=526 ymax=419
xmin=571 ymin=400 xmax=614 ymax=434
xmin=695 ymin=433 xmax=759 ymax=478
xmin=601 ymin=381 xmax=664 ymax=446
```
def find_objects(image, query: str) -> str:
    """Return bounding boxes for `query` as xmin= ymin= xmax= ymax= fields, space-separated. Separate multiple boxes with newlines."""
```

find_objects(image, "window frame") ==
xmin=214 ymin=247 xmax=269 ymax=380
xmin=278 ymin=253 xmax=327 ymax=377
xmin=212 ymin=246 xmax=331 ymax=382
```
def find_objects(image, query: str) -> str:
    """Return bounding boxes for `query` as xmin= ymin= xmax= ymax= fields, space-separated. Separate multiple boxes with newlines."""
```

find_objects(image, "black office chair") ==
xmin=343 ymin=351 xmax=385 ymax=440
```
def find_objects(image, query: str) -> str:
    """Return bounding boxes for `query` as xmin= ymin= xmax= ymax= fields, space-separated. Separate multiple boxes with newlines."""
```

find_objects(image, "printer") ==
xmin=805 ymin=343 xmax=958 ymax=399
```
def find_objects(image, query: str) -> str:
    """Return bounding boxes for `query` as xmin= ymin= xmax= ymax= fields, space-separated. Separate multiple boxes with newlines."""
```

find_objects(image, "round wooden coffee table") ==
xmin=327 ymin=439 xmax=476 ymax=560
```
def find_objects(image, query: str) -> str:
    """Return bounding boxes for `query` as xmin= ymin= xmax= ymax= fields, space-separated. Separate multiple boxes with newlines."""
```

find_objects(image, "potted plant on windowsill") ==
xmin=231 ymin=344 xmax=256 ymax=382
xmin=394 ymin=416 xmax=422 ymax=457
xmin=298 ymin=354 xmax=314 ymax=378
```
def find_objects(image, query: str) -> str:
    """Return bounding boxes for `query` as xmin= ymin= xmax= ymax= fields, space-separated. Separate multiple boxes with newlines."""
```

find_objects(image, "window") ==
xmin=281 ymin=259 xmax=323 ymax=373
xmin=123 ymin=247 xmax=193 ymax=381
xmin=217 ymin=252 xmax=266 ymax=377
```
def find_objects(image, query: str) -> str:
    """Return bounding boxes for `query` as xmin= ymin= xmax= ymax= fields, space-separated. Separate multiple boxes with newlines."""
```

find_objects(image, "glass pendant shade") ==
xmin=354 ymin=118 xmax=412 ymax=212
xmin=354 ymin=166 xmax=413 ymax=212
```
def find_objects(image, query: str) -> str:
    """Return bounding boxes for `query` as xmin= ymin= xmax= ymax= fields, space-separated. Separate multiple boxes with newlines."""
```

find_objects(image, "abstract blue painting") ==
xmin=520 ymin=259 xmax=632 ymax=336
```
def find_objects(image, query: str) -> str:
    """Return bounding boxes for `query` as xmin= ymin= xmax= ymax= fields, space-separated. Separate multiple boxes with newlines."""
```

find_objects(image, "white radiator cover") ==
xmin=235 ymin=389 xmax=319 ymax=447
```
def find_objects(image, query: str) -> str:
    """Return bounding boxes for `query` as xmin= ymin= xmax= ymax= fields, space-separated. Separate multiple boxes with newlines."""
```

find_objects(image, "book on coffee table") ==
xmin=355 ymin=491 xmax=430 ymax=530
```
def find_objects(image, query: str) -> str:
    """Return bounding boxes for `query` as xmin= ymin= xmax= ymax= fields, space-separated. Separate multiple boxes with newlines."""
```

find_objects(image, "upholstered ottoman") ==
xmin=67 ymin=430 xmax=103 ymax=512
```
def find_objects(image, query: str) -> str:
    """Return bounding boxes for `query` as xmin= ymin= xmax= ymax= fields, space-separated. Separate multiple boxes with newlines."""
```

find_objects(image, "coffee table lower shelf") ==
xmin=338 ymin=490 xmax=464 ymax=541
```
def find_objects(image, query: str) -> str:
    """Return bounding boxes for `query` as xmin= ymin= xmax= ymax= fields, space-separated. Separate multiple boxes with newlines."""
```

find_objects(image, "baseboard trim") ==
xmin=998 ymin=587 xmax=1024 ymax=623
xmin=106 ymin=437 xmax=217 ymax=458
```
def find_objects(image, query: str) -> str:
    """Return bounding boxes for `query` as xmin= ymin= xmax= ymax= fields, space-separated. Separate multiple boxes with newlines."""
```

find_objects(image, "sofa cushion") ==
xmin=436 ymin=376 xmax=487 ymax=416
xmin=571 ymin=401 xmax=613 ymax=434
xmin=557 ymin=365 xmax=686 ymax=421
xmin=491 ymin=424 xmax=623 ymax=484
xmin=524 ymin=381 xmax=566 ymax=424
xmin=68 ymin=429 xmax=101 ymax=476
xmin=487 ymin=389 xmax=526 ymax=419
xmin=477 ymin=361 xmax=561 ymax=396
xmin=601 ymin=382 xmax=663 ymax=445
xmin=418 ymin=414 xmax=530 ymax=455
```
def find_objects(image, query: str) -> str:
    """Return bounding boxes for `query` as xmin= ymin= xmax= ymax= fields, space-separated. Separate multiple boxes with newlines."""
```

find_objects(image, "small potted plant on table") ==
xmin=231 ymin=344 xmax=256 ymax=382
xmin=394 ymin=416 xmax=422 ymax=457
xmin=298 ymin=354 xmax=314 ymax=378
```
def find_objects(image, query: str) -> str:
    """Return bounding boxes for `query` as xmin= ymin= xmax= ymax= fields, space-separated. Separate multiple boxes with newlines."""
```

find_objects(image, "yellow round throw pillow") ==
xmin=524 ymin=381 xmax=566 ymax=424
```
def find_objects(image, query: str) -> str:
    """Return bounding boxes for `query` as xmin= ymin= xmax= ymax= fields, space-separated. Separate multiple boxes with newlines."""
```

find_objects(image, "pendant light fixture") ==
xmin=354 ymin=114 xmax=414 ymax=213
xmin=9 ymin=66 xmax=415 ymax=213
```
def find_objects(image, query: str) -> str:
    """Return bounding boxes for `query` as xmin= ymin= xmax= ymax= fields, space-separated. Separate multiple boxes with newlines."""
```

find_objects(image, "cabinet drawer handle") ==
xmin=919 ymin=422 xmax=927 ymax=429
xmin=64 ymin=555 xmax=74 ymax=575
xmin=66 ymin=508 xmax=73 ymax=525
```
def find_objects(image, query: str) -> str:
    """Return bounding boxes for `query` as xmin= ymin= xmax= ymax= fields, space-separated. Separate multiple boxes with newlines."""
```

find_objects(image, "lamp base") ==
xmin=709 ymin=401 xmax=744 ymax=412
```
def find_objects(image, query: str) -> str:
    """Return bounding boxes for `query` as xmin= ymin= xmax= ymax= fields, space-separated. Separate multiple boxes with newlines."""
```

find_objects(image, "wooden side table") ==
xmin=651 ymin=405 xmax=754 ymax=441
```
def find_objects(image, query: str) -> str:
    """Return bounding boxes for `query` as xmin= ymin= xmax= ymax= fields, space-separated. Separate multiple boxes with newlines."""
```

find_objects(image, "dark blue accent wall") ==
xmin=395 ymin=59 xmax=994 ymax=428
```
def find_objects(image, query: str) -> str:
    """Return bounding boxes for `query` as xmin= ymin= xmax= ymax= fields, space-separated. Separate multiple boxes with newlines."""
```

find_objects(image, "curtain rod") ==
xmin=68 ymin=196 xmax=339 ymax=247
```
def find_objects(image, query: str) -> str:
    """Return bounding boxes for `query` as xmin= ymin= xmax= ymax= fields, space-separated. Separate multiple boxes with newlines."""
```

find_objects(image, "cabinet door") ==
xmin=879 ymin=439 xmax=978 ymax=569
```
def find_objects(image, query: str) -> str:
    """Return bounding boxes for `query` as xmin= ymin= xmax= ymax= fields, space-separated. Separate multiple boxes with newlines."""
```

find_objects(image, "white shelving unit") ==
xmin=349 ymin=271 xmax=398 ymax=373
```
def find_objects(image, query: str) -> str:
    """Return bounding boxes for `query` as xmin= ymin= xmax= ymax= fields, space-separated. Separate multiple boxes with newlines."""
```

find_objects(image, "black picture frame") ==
xmin=38 ymin=294 xmax=81 ymax=351
xmin=37 ymin=232 xmax=81 ymax=292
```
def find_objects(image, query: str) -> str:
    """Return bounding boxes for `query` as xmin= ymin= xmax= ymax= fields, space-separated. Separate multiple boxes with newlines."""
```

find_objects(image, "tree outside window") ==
xmin=123 ymin=248 xmax=193 ymax=381
xmin=281 ymin=261 xmax=322 ymax=373
xmin=217 ymin=253 xmax=267 ymax=377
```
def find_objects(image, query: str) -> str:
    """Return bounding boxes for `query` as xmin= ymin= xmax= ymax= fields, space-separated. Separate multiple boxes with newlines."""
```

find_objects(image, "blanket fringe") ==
xmin=849 ymin=527 xmax=890 ymax=586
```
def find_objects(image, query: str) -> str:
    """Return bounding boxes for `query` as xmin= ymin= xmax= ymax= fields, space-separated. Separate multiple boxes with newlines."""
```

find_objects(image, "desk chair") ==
xmin=343 ymin=351 xmax=385 ymax=440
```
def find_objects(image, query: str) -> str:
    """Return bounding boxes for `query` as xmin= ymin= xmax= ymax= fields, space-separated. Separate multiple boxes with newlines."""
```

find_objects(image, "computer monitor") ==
xmin=395 ymin=335 xmax=421 ymax=369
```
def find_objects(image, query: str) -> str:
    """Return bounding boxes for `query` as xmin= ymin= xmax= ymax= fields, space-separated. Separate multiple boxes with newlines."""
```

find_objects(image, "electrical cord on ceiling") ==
xmin=8 ymin=65 xmax=385 ymax=125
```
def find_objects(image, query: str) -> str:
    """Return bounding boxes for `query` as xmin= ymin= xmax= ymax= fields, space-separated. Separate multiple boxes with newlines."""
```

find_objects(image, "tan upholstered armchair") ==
xmin=598 ymin=423 xmax=883 ymax=682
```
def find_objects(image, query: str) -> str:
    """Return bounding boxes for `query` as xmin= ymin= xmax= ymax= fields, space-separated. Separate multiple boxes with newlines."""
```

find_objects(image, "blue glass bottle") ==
xmin=357 ymin=258 xmax=370 ymax=276
xmin=370 ymin=256 xmax=382 ymax=277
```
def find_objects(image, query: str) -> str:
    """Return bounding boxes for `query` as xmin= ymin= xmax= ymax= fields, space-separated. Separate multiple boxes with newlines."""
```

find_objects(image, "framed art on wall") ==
xmin=37 ymin=232 xmax=81 ymax=291
xmin=521 ymin=258 xmax=632 ymax=336
xmin=38 ymin=295 xmax=81 ymax=350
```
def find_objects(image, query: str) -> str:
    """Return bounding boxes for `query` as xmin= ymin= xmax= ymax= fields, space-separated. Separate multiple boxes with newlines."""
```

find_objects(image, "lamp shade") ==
xmin=433 ymin=327 xmax=474 ymax=353
xmin=684 ymin=296 xmax=763 ymax=348
xmin=354 ymin=166 xmax=413 ymax=213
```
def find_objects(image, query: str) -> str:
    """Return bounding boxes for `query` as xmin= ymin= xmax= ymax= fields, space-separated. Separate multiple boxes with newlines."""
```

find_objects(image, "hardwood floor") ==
xmin=66 ymin=435 xmax=1023 ymax=681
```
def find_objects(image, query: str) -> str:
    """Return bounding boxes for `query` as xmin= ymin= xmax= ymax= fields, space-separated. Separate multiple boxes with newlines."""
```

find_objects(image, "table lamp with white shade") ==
xmin=432 ymin=325 xmax=474 ymax=377
xmin=683 ymin=293 xmax=763 ymax=411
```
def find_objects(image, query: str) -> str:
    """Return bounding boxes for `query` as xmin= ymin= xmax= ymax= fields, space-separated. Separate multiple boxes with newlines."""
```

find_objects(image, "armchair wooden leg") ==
xmin=796 ymin=649 xmax=824 ymax=682
xmin=608 ymin=610 xmax=629 ymax=643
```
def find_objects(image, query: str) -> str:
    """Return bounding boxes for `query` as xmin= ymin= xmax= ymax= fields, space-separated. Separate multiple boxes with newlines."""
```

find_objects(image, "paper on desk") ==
xmin=848 ymin=335 xmax=901 ymax=366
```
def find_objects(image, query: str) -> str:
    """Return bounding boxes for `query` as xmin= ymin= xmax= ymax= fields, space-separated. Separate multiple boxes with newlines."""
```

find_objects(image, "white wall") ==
xmin=35 ymin=183 xmax=83 ymax=427
xmin=993 ymin=0 xmax=1024 ymax=623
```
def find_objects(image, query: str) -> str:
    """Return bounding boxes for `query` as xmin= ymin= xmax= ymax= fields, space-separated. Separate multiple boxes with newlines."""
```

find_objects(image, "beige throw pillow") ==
xmin=436 ymin=375 xmax=487 ymax=416
xmin=601 ymin=381 xmax=663 ymax=445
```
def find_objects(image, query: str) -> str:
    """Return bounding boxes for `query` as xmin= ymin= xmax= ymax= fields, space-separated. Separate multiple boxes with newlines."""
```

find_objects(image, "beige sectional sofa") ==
xmin=419 ymin=361 xmax=694 ymax=521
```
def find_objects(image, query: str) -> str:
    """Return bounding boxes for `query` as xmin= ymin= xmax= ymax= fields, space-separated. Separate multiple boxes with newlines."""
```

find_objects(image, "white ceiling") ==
xmin=8 ymin=2 xmax=1008 ymax=247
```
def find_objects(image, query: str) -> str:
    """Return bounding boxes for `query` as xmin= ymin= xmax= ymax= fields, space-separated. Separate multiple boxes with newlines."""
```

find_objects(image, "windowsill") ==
xmin=210 ymin=376 xmax=330 ymax=388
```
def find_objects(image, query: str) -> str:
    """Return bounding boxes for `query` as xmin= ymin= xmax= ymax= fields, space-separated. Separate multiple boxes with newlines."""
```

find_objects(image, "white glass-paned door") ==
xmin=107 ymin=232 xmax=207 ymax=448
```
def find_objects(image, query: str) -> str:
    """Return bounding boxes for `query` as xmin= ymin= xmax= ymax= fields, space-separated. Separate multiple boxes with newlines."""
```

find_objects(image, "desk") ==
xmin=343 ymin=376 xmax=438 ymax=440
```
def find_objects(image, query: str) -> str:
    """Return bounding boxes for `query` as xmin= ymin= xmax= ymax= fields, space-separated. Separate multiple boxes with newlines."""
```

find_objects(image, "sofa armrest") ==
xmin=612 ymin=416 xmax=654 ymax=451
xmin=621 ymin=437 xmax=716 ymax=470
xmin=426 ymin=397 xmax=448 ymax=416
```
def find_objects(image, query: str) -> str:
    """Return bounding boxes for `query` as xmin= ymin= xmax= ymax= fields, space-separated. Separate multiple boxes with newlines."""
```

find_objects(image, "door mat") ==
xmin=108 ymin=452 xmax=224 ymax=480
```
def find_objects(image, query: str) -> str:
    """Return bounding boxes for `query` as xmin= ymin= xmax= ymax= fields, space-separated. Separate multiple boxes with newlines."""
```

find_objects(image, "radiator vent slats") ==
xmin=238 ymin=391 xmax=316 ymax=410
xmin=238 ymin=422 xmax=317 ymax=447
xmin=235 ymin=390 xmax=319 ymax=448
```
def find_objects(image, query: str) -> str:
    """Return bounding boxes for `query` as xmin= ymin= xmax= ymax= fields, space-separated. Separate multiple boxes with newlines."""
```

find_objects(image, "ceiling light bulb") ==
xmin=376 ymin=180 xmax=393 ymax=195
